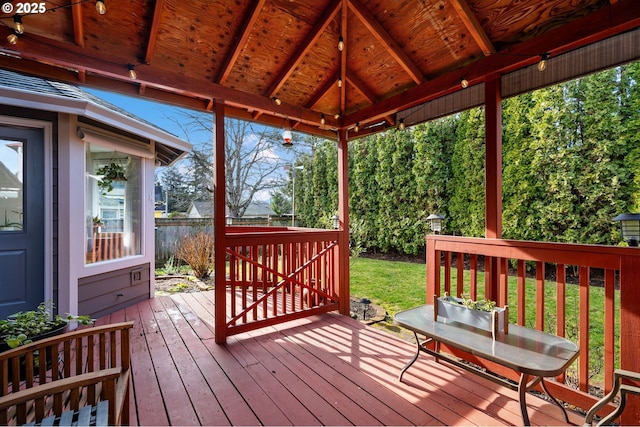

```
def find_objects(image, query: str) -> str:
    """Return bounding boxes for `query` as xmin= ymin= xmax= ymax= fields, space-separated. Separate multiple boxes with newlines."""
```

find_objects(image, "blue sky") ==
xmin=85 ymin=88 xmax=200 ymax=143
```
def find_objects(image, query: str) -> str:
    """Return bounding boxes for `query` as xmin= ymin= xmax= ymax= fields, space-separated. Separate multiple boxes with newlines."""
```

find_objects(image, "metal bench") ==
xmin=394 ymin=304 xmax=579 ymax=426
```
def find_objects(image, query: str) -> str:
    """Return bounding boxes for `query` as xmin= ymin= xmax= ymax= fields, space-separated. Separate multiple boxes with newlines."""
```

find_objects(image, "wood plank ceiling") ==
xmin=0 ymin=0 xmax=639 ymax=140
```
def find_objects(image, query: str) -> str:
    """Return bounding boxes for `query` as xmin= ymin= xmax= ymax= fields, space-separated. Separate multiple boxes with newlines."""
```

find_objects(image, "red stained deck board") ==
xmin=233 ymin=335 xmax=353 ymax=426
xmin=123 ymin=303 xmax=169 ymax=426
xmin=153 ymin=297 xmax=230 ymax=425
xmin=237 ymin=333 xmax=383 ymax=425
xmin=97 ymin=290 xmax=579 ymax=427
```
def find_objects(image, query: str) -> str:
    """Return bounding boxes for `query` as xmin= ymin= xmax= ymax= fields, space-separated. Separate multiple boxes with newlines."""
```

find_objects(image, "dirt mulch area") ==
xmin=154 ymin=275 xmax=212 ymax=295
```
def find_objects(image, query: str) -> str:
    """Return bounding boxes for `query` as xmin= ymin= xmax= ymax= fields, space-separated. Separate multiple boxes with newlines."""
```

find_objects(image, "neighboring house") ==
xmin=0 ymin=69 xmax=191 ymax=319
xmin=186 ymin=200 xmax=275 ymax=219
xmin=187 ymin=201 xmax=213 ymax=218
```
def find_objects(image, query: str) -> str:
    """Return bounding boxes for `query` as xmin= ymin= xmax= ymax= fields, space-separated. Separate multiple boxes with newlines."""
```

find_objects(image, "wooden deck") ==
xmin=96 ymin=291 xmax=585 ymax=426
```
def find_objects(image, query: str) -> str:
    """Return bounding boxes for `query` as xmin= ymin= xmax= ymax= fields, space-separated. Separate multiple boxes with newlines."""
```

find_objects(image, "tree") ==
xmin=168 ymin=111 xmax=290 ymax=218
xmin=158 ymin=164 xmax=192 ymax=213
xmin=269 ymin=188 xmax=291 ymax=216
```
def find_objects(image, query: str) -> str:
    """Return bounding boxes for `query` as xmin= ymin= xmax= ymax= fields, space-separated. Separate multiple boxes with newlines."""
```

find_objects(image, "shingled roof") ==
xmin=0 ymin=69 xmax=190 ymax=165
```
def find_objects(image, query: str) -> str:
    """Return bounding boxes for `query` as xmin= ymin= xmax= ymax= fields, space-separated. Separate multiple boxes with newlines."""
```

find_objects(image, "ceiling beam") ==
xmin=265 ymin=0 xmax=341 ymax=98
xmin=344 ymin=0 xmax=640 ymax=128
xmin=348 ymin=0 xmax=424 ymax=85
xmin=346 ymin=70 xmax=393 ymax=125
xmin=216 ymin=0 xmax=266 ymax=85
xmin=305 ymin=69 xmax=340 ymax=110
xmin=339 ymin=0 xmax=347 ymax=115
xmin=144 ymin=0 xmax=164 ymax=64
xmin=70 ymin=0 xmax=84 ymax=47
xmin=450 ymin=0 xmax=495 ymax=55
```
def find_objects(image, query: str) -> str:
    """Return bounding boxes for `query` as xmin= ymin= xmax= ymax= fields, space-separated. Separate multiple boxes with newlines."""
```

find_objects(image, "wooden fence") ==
xmin=154 ymin=217 xmax=289 ymax=265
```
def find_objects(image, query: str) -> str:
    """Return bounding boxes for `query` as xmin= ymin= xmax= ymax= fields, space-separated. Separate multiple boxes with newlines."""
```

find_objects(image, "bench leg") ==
xmin=518 ymin=373 xmax=532 ymax=426
xmin=540 ymin=378 xmax=570 ymax=423
xmin=399 ymin=332 xmax=422 ymax=382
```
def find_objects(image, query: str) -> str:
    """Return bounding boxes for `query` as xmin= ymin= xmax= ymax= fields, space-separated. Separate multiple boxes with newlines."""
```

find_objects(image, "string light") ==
xmin=354 ymin=122 xmax=359 ymax=132
xmin=127 ymin=63 xmax=137 ymax=79
xmin=398 ymin=119 xmax=405 ymax=130
xmin=272 ymin=97 xmax=282 ymax=105
xmin=338 ymin=35 xmax=344 ymax=52
xmin=538 ymin=53 xmax=549 ymax=71
xmin=13 ymin=15 xmax=24 ymax=35
xmin=95 ymin=0 xmax=106 ymax=15
xmin=460 ymin=77 xmax=469 ymax=89
xmin=337 ymin=78 xmax=343 ymax=88
xmin=334 ymin=112 xmax=341 ymax=120
xmin=6 ymin=32 xmax=18 ymax=45
xmin=320 ymin=114 xmax=326 ymax=126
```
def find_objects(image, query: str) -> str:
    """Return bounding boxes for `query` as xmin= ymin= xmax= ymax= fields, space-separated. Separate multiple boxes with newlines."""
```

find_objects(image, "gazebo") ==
xmin=1 ymin=0 xmax=640 ymax=422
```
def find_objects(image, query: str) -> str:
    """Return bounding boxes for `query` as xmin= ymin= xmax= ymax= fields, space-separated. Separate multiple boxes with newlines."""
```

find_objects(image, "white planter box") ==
xmin=434 ymin=294 xmax=508 ymax=338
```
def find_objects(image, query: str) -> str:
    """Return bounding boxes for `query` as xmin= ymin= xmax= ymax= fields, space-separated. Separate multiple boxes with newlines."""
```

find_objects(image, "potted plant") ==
xmin=0 ymin=302 xmax=94 ymax=379
xmin=96 ymin=161 xmax=127 ymax=194
xmin=434 ymin=293 xmax=508 ymax=338
xmin=0 ymin=302 xmax=93 ymax=351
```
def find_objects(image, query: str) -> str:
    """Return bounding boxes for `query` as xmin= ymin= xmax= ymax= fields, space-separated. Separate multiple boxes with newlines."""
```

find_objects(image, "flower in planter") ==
xmin=0 ymin=302 xmax=94 ymax=349
xmin=443 ymin=293 xmax=497 ymax=312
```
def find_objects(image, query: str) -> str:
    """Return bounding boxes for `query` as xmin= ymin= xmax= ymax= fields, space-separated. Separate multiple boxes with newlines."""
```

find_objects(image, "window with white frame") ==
xmin=85 ymin=143 xmax=141 ymax=263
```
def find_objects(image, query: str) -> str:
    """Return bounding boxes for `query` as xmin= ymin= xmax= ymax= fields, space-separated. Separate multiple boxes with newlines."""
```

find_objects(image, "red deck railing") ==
xmin=426 ymin=235 xmax=640 ymax=420
xmin=223 ymin=227 xmax=341 ymax=337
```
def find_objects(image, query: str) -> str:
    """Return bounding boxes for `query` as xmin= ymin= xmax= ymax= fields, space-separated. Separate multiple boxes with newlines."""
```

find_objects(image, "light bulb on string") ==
xmin=127 ymin=64 xmax=137 ymax=79
xmin=13 ymin=15 xmax=24 ymax=35
xmin=96 ymin=0 xmax=106 ymax=14
xmin=538 ymin=53 xmax=549 ymax=72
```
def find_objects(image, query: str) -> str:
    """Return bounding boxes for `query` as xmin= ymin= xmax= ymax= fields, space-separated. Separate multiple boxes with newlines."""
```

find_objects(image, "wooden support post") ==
xmin=337 ymin=129 xmax=350 ymax=315
xmin=619 ymin=254 xmax=640 ymax=424
xmin=484 ymin=75 xmax=502 ymax=301
xmin=213 ymin=100 xmax=227 ymax=344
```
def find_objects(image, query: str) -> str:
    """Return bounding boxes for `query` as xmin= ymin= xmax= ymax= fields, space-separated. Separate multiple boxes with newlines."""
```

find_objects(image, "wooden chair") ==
xmin=0 ymin=322 xmax=133 ymax=426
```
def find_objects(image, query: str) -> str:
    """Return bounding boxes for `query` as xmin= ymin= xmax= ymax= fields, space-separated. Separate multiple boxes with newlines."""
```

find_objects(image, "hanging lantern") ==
xmin=282 ymin=129 xmax=293 ymax=147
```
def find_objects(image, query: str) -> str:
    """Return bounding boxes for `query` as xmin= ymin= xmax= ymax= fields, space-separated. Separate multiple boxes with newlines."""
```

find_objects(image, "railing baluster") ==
xmin=535 ymin=261 xmax=545 ymax=331
xmin=556 ymin=264 xmax=568 ymax=384
xmin=579 ymin=266 xmax=590 ymax=392
xmin=241 ymin=245 xmax=248 ymax=323
xmin=252 ymin=245 xmax=258 ymax=320
xmin=470 ymin=254 xmax=478 ymax=300
xmin=456 ymin=252 xmax=464 ymax=297
xmin=499 ymin=257 xmax=509 ymax=307
xmin=604 ymin=268 xmax=615 ymax=393
xmin=444 ymin=251 xmax=452 ymax=296
xmin=517 ymin=259 xmax=525 ymax=326
xmin=484 ymin=256 xmax=493 ymax=300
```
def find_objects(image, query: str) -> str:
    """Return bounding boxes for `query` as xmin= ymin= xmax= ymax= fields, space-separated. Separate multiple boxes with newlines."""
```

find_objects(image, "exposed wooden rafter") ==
xmin=216 ymin=0 xmax=266 ymax=85
xmin=345 ymin=70 xmax=393 ymax=125
xmin=348 ymin=0 xmax=424 ymax=85
xmin=450 ymin=0 xmax=495 ymax=55
xmin=144 ymin=0 xmax=164 ymax=64
xmin=306 ymin=70 xmax=340 ymax=110
xmin=70 ymin=0 xmax=84 ymax=47
xmin=265 ymin=0 xmax=342 ymax=98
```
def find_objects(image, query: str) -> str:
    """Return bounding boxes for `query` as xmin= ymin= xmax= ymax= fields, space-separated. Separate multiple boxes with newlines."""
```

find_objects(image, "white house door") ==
xmin=0 ymin=125 xmax=45 ymax=319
